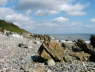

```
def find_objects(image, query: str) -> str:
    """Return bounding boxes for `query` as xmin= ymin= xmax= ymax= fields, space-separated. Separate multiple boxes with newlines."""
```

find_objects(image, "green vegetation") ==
xmin=0 ymin=20 xmax=27 ymax=33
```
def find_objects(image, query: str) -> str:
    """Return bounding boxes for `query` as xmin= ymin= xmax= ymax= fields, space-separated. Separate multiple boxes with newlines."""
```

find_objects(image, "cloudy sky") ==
xmin=0 ymin=0 xmax=95 ymax=34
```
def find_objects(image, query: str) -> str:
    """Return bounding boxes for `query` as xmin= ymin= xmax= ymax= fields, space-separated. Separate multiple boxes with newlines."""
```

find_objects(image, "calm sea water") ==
xmin=50 ymin=34 xmax=94 ymax=41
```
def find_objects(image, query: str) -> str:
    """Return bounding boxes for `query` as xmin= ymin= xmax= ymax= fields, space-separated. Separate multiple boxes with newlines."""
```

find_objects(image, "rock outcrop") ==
xmin=75 ymin=39 xmax=89 ymax=51
xmin=32 ymin=34 xmax=51 ymax=41
xmin=70 ymin=51 xmax=91 ymax=61
xmin=90 ymin=35 xmax=95 ymax=48
xmin=75 ymin=39 xmax=95 ymax=55
xmin=74 ymin=39 xmax=95 ymax=61
xmin=38 ymin=41 xmax=64 ymax=63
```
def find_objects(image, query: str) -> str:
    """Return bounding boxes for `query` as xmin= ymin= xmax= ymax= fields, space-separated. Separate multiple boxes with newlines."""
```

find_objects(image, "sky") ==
xmin=0 ymin=0 xmax=95 ymax=34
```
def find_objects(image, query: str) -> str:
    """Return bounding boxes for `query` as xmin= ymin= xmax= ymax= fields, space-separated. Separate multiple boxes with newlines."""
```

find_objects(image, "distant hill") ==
xmin=0 ymin=20 xmax=27 ymax=33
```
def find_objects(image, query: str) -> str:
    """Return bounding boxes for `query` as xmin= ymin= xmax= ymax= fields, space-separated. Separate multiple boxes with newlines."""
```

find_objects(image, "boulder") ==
xmin=75 ymin=39 xmax=88 ymax=50
xmin=75 ymin=39 xmax=92 ymax=53
xmin=90 ymin=35 xmax=95 ymax=48
xmin=74 ymin=39 xmax=95 ymax=61
xmin=61 ymin=43 xmax=66 ymax=48
xmin=75 ymin=39 xmax=95 ymax=55
xmin=70 ymin=51 xmax=91 ymax=61
xmin=38 ymin=41 xmax=64 ymax=63
xmin=72 ymin=45 xmax=82 ymax=52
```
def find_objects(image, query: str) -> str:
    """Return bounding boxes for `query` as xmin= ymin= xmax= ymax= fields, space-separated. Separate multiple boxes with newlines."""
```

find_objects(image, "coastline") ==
xmin=50 ymin=34 xmax=92 ymax=41
xmin=50 ymin=35 xmax=90 ymax=44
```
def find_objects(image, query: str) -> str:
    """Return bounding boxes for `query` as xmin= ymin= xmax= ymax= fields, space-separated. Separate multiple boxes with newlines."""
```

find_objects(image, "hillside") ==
xmin=0 ymin=20 xmax=27 ymax=33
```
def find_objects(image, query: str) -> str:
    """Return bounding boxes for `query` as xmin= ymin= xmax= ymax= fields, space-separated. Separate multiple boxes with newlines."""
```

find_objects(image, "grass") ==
xmin=0 ymin=20 xmax=27 ymax=33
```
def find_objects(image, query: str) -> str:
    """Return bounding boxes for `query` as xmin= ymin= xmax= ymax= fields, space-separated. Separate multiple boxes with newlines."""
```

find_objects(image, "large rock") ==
xmin=70 ymin=51 xmax=91 ymax=61
xmin=90 ymin=35 xmax=95 ymax=48
xmin=75 ymin=39 xmax=95 ymax=61
xmin=38 ymin=41 xmax=64 ymax=63
xmin=75 ymin=39 xmax=88 ymax=50
xmin=75 ymin=39 xmax=92 ymax=53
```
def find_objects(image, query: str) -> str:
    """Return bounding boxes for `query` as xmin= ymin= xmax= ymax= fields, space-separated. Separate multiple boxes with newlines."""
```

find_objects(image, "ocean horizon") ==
xmin=50 ymin=34 xmax=95 ymax=41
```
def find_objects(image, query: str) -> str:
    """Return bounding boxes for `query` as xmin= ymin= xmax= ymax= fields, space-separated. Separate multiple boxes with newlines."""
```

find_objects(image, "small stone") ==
xmin=47 ymin=69 xmax=52 ymax=72
xmin=47 ymin=59 xmax=55 ymax=66
xmin=18 ymin=43 xmax=28 ymax=48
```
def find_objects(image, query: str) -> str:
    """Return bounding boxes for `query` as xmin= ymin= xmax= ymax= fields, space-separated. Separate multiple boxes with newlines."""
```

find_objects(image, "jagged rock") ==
xmin=74 ymin=39 xmax=95 ymax=61
xmin=75 ymin=39 xmax=95 ymax=55
xmin=18 ymin=43 xmax=28 ymax=48
xmin=70 ymin=51 xmax=91 ymax=61
xmin=72 ymin=45 xmax=82 ymax=52
xmin=32 ymin=34 xmax=51 ymax=41
xmin=90 ymin=35 xmax=95 ymax=48
xmin=74 ymin=39 xmax=93 ymax=53
xmin=63 ymin=50 xmax=90 ymax=62
xmin=75 ymin=39 xmax=88 ymax=50
xmin=38 ymin=41 xmax=64 ymax=63
xmin=63 ymin=54 xmax=75 ymax=62
xmin=61 ymin=43 xmax=66 ymax=48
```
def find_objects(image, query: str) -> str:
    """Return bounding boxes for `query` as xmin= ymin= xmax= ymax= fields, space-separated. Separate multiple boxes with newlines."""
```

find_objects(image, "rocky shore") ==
xmin=0 ymin=32 xmax=95 ymax=72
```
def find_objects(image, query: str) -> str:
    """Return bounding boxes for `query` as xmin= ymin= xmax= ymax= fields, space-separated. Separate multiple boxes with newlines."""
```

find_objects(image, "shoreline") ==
xmin=61 ymin=40 xmax=90 ymax=44
xmin=50 ymin=34 xmax=91 ymax=41
xmin=50 ymin=35 xmax=90 ymax=44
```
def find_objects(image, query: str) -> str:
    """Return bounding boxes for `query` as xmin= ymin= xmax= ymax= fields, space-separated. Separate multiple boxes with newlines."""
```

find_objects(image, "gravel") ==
xmin=46 ymin=61 xmax=95 ymax=72
xmin=0 ymin=33 xmax=41 ymax=72
xmin=0 ymin=33 xmax=95 ymax=72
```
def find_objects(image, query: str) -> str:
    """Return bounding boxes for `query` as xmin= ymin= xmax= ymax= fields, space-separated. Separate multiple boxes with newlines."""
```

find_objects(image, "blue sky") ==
xmin=0 ymin=0 xmax=95 ymax=34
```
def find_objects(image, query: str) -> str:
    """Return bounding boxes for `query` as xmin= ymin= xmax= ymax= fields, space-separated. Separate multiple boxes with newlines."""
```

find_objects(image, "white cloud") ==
xmin=16 ymin=0 xmax=61 ymax=10
xmin=48 ymin=10 xmax=59 ymax=14
xmin=60 ymin=4 xmax=87 ymax=16
xmin=26 ymin=9 xmax=32 ymax=16
xmin=35 ymin=10 xmax=47 ymax=16
xmin=0 ymin=8 xmax=15 ymax=19
xmin=35 ymin=10 xmax=59 ymax=16
xmin=31 ymin=21 xmax=94 ymax=34
xmin=0 ymin=8 xmax=34 ymax=31
xmin=15 ymin=0 xmax=87 ymax=16
xmin=67 ymin=11 xmax=86 ymax=16
xmin=5 ymin=14 xmax=34 ymax=30
xmin=0 ymin=0 xmax=7 ymax=6
xmin=0 ymin=0 xmax=92 ymax=34
xmin=91 ymin=18 xmax=95 ymax=22
xmin=53 ymin=17 xmax=69 ymax=23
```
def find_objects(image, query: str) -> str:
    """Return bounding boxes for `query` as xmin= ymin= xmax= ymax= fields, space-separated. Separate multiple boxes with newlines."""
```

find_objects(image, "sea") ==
xmin=50 ymin=34 xmax=95 ymax=41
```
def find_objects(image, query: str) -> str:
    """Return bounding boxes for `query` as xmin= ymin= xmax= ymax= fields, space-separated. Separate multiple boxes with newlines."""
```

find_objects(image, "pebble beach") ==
xmin=0 ymin=33 xmax=95 ymax=72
